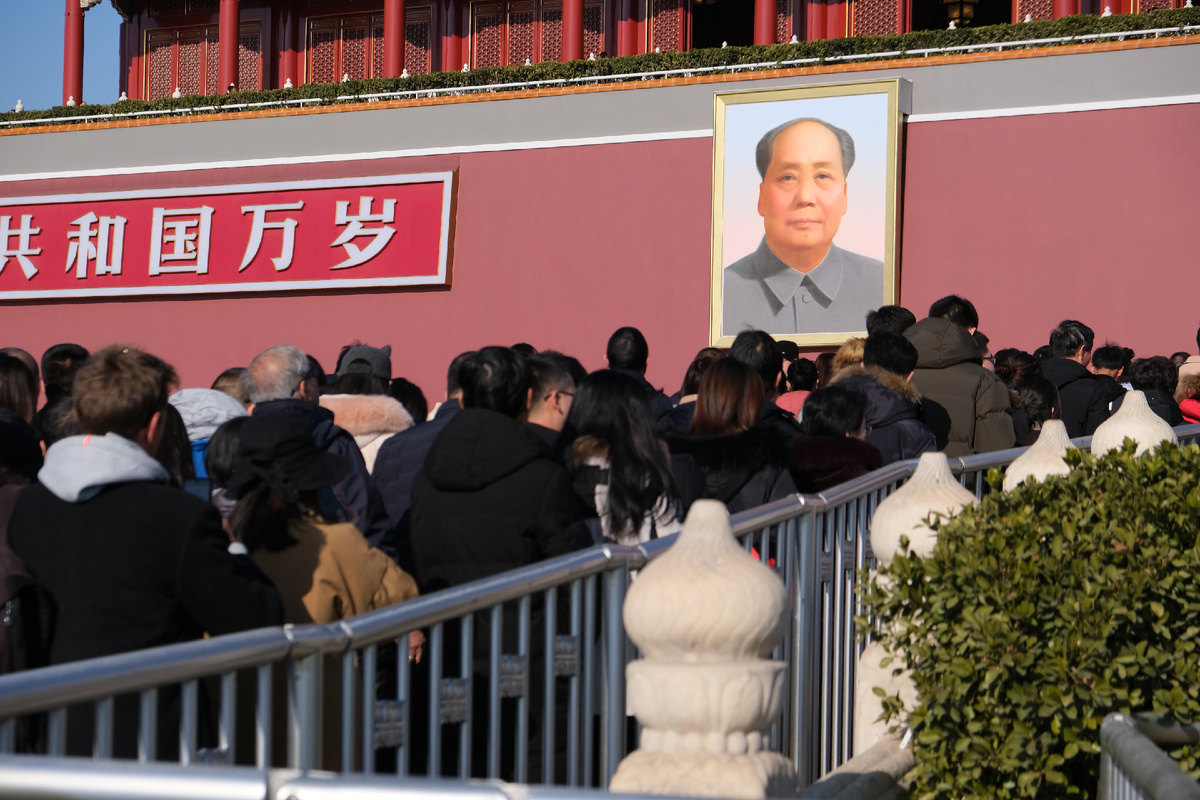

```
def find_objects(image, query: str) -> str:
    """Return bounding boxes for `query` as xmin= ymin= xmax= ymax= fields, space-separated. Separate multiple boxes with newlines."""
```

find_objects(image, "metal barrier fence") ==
xmin=1 ymin=424 xmax=1198 ymax=793
xmin=0 ymin=753 xmax=696 ymax=800
xmin=1099 ymin=714 xmax=1200 ymax=800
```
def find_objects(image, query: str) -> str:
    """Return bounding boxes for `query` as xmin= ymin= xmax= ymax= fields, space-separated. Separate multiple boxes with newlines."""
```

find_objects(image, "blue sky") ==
xmin=0 ymin=1 xmax=124 ymax=113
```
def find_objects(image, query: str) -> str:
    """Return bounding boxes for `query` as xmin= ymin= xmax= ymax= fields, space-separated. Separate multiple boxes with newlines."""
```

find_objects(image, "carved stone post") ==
xmin=856 ymin=453 xmax=976 ymax=756
xmin=610 ymin=500 xmax=798 ymax=799
xmin=1003 ymin=419 xmax=1074 ymax=491
xmin=1090 ymin=390 xmax=1178 ymax=457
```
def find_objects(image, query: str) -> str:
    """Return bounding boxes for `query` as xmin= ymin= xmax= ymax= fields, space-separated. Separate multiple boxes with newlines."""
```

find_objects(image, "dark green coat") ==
xmin=904 ymin=318 xmax=1015 ymax=457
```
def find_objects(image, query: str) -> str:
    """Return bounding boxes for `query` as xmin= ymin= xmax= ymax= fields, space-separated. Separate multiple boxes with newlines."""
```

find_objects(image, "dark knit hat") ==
xmin=226 ymin=411 xmax=347 ymax=503
xmin=338 ymin=344 xmax=392 ymax=381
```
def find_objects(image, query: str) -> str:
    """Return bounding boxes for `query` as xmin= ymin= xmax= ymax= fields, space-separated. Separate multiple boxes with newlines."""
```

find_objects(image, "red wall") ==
xmin=899 ymin=102 xmax=1200 ymax=359
xmin=0 ymin=140 xmax=712 ymax=403
xmin=3 ymin=100 xmax=1198 ymax=404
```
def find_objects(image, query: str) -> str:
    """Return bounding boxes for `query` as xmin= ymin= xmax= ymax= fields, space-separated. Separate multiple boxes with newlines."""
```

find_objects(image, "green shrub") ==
xmin=860 ymin=440 xmax=1200 ymax=799
xmin=2 ymin=8 xmax=1198 ymax=124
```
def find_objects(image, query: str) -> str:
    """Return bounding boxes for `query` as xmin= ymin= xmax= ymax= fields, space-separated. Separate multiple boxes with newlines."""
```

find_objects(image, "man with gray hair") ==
xmin=723 ymin=117 xmax=885 ymax=337
xmin=245 ymin=344 xmax=393 ymax=553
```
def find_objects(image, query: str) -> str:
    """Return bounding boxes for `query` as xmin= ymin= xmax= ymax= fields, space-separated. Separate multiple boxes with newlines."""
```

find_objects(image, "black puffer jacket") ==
xmin=666 ymin=427 xmax=797 ymax=514
xmin=410 ymin=408 xmax=592 ymax=595
xmin=827 ymin=367 xmax=937 ymax=465
xmin=1040 ymin=358 xmax=1110 ymax=438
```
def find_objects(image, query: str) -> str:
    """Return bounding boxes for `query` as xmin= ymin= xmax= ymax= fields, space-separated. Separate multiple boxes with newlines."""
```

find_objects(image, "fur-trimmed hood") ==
xmin=1176 ymin=372 xmax=1200 ymax=403
xmin=319 ymin=393 xmax=414 ymax=472
xmin=319 ymin=394 xmax=413 ymax=443
xmin=828 ymin=365 xmax=921 ymax=403
xmin=828 ymin=366 xmax=924 ymax=432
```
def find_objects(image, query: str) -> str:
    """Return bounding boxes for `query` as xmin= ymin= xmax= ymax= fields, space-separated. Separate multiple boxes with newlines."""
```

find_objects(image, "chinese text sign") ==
xmin=0 ymin=173 xmax=455 ymax=299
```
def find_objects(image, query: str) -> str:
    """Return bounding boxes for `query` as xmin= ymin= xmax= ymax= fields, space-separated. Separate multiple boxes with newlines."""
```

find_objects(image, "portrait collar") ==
xmin=757 ymin=239 xmax=845 ymax=307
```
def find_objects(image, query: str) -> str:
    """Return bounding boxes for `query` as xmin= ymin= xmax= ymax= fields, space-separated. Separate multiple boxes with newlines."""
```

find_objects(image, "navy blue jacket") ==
xmin=372 ymin=398 xmax=461 ymax=537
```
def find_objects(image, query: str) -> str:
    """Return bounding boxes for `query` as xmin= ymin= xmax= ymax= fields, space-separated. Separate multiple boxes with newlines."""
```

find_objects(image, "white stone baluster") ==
xmin=610 ymin=500 xmax=797 ymax=799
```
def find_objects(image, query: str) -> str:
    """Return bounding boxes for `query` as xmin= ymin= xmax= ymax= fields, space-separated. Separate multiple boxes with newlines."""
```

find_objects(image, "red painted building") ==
xmin=58 ymin=0 xmax=1185 ymax=106
xmin=10 ymin=36 xmax=1200 ymax=399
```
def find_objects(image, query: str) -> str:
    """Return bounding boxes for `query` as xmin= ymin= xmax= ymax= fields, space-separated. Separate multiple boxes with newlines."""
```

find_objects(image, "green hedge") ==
xmin=3 ymin=7 xmax=1197 ymax=125
xmin=861 ymin=440 xmax=1200 ymax=799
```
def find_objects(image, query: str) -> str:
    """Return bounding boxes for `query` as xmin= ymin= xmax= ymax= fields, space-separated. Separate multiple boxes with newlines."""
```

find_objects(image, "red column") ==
xmin=442 ymin=0 xmax=464 ymax=71
xmin=1052 ymin=0 xmax=1079 ymax=16
xmin=384 ymin=0 xmax=406 ymax=77
xmin=754 ymin=0 xmax=776 ymax=44
xmin=617 ymin=0 xmax=635 ymax=56
xmin=806 ymin=0 xmax=826 ymax=40
xmin=826 ymin=0 xmax=846 ymax=38
xmin=62 ymin=0 xmax=85 ymax=105
xmin=563 ymin=0 xmax=584 ymax=61
xmin=218 ymin=0 xmax=240 ymax=92
xmin=281 ymin=1 xmax=297 ymax=88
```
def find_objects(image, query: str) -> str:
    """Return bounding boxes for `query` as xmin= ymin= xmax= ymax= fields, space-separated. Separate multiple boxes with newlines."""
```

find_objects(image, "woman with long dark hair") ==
xmin=668 ymin=358 xmax=796 ymax=513
xmin=565 ymin=370 xmax=687 ymax=545
xmin=0 ymin=354 xmax=43 ymax=481
xmin=0 ymin=353 xmax=37 ymax=427
xmin=660 ymin=347 xmax=725 ymax=433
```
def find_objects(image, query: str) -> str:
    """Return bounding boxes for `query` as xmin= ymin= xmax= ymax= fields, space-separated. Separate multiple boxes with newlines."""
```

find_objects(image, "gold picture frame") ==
xmin=710 ymin=79 xmax=907 ymax=348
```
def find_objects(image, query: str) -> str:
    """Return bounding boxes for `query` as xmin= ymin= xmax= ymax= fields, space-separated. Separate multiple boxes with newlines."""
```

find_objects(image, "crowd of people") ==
xmin=0 ymin=293 xmax=1195 ymax=768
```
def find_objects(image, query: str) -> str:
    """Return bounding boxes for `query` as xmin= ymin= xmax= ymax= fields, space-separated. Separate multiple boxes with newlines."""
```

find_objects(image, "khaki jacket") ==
xmin=253 ymin=517 xmax=417 ymax=625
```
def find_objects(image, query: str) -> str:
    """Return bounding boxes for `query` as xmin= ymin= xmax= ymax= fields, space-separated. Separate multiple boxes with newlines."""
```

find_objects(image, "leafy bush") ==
xmin=861 ymin=440 xmax=1200 ymax=799
xmin=2 ymin=8 xmax=1198 ymax=124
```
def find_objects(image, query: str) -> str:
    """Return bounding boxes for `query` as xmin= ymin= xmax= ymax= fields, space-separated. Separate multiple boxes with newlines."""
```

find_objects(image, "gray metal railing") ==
xmin=0 ymin=753 xmax=696 ymax=800
xmin=1099 ymin=713 xmax=1200 ymax=800
xmin=1 ymin=424 xmax=1197 ymax=793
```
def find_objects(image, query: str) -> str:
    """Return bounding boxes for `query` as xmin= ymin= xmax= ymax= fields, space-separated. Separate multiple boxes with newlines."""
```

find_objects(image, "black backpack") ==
xmin=0 ymin=485 xmax=54 ymax=675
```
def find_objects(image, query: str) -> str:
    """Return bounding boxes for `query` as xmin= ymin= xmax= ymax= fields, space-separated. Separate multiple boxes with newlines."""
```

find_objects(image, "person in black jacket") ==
xmin=565 ymin=370 xmax=701 ymax=544
xmin=409 ymin=346 xmax=592 ymax=781
xmin=372 ymin=351 xmax=473 ymax=539
xmin=605 ymin=326 xmax=674 ymax=429
xmin=1090 ymin=344 xmax=1130 ymax=414
xmin=667 ymin=358 xmax=796 ymax=513
xmin=1110 ymin=356 xmax=1184 ymax=426
xmin=411 ymin=345 xmax=590 ymax=588
xmin=792 ymin=385 xmax=883 ymax=493
xmin=729 ymin=329 xmax=804 ymax=441
xmin=9 ymin=345 xmax=283 ymax=759
xmin=245 ymin=345 xmax=394 ymax=554
xmin=1039 ymin=320 xmax=1109 ymax=438
xmin=827 ymin=332 xmax=936 ymax=465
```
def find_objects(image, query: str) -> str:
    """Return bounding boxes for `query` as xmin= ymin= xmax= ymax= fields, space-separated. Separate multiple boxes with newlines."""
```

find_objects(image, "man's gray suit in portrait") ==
xmin=724 ymin=238 xmax=884 ymax=335
xmin=722 ymin=117 xmax=884 ymax=337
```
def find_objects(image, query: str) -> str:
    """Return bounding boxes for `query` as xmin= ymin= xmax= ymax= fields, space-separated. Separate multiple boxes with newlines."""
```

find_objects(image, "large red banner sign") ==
xmin=0 ymin=173 xmax=455 ymax=299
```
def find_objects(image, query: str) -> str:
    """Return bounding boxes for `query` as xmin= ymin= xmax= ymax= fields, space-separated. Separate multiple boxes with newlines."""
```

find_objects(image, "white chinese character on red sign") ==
xmin=66 ymin=212 xmax=127 ymax=279
xmin=240 ymin=202 xmax=304 ymax=272
xmin=149 ymin=206 xmax=214 ymax=275
xmin=330 ymin=196 xmax=397 ymax=270
xmin=0 ymin=214 xmax=42 ymax=280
